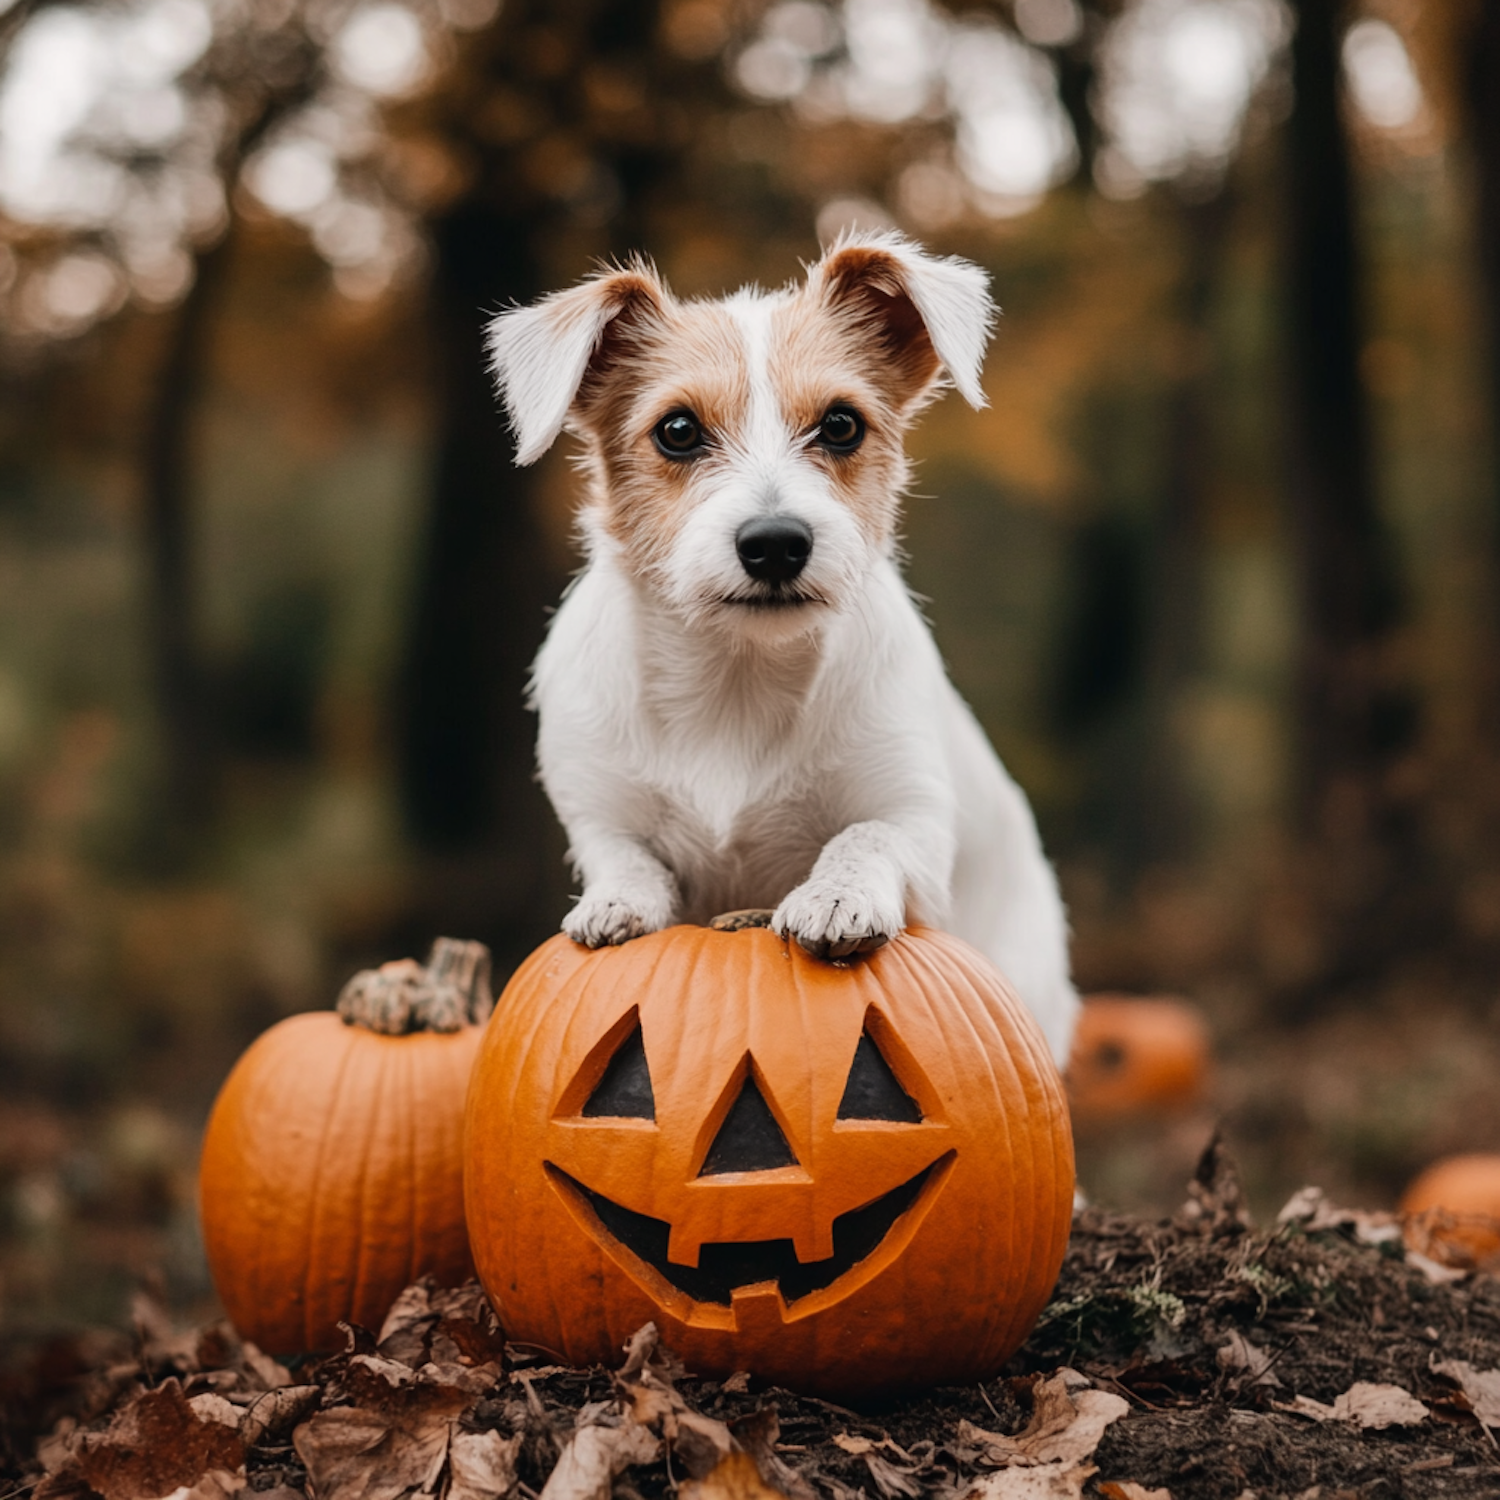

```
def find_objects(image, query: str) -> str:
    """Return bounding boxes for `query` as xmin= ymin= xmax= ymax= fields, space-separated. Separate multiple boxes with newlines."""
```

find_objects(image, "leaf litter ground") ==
xmin=4 ymin=1142 xmax=1500 ymax=1500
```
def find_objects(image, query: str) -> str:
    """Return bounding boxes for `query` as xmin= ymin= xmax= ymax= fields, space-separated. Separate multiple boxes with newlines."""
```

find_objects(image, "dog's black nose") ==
xmin=735 ymin=517 xmax=812 ymax=584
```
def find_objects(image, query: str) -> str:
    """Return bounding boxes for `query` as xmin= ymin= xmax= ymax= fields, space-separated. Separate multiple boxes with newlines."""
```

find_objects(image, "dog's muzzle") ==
xmin=735 ymin=516 xmax=812 ymax=584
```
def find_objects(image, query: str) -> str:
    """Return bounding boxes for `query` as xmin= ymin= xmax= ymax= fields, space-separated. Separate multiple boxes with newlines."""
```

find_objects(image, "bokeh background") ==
xmin=1 ymin=0 xmax=1499 ymax=1344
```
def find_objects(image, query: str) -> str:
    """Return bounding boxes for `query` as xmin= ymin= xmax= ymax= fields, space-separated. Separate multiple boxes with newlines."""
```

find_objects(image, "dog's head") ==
xmin=487 ymin=234 xmax=995 ymax=639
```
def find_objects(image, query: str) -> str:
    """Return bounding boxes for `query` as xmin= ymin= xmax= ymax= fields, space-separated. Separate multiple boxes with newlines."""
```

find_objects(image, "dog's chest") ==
xmin=651 ymin=789 xmax=831 ymax=917
xmin=635 ymin=718 xmax=841 ymax=911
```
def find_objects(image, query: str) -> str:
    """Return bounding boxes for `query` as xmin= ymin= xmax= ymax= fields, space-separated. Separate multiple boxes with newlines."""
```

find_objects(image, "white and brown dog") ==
xmin=487 ymin=233 xmax=1078 ymax=1067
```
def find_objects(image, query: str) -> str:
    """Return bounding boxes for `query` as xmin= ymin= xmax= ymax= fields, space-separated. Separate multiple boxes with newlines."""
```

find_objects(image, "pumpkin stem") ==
xmin=708 ymin=909 xmax=775 ymax=931
xmin=336 ymin=938 xmax=494 ymax=1034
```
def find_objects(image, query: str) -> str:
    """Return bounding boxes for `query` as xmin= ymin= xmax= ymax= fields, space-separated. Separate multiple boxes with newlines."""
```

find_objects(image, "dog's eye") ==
xmin=815 ymin=406 xmax=865 ymax=453
xmin=654 ymin=411 xmax=706 ymax=458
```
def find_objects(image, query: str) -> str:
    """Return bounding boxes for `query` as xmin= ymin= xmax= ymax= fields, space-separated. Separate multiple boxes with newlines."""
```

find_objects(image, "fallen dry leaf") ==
xmin=241 ymin=1344 xmax=294 ymax=1391
xmin=1404 ymin=1250 xmax=1471 ymax=1286
xmin=296 ymin=1404 xmax=450 ymax=1500
xmin=1218 ymin=1332 xmax=1278 ymax=1386
xmin=188 ymin=1393 xmax=242 ymax=1429
xmin=729 ymin=1407 xmax=815 ymax=1500
xmin=239 ymin=1385 xmax=321 ymax=1448
xmin=1325 ymin=1382 xmax=1431 ymax=1429
xmin=1431 ymin=1359 xmax=1500 ymax=1431
xmin=1216 ymin=1332 xmax=1280 ymax=1388
xmin=678 ymin=1450 xmax=788 ymax=1500
xmin=37 ymin=1380 xmax=246 ymax=1500
xmin=611 ymin=1323 xmax=740 ymax=1481
xmin=1277 ymin=1382 xmax=1429 ymax=1430
xmin=173 ymin=1470 xmax=247 ymax=1500
xmin=1175 ymin=1132 xmax=1252 ymax=1235
xmin=959 ymin=1370 xmax=1129 ymax=1468
xmin=671 ymin=1407 xmax=737 ymax=1478
xmin=1275 ymin=1187 xmax=1401 ymax=1247
xmin=538 ymin=1420 xmax=659 ymax=1500
xmin=1098 ymin=1484 xmax=1173 ymax=1500
xmin=371 ymin=1277 xmax=507 ymax=1372
xmin=447 ymin=1429 xmax=522 ymax=1500
xmin=960 ymin=1461 xmax=1098 ymax=1498
xmin=863 ymin=1451 xmax=924 ymax=1498
xmin=293 ymin=1346 xmax=492 ymax=1500
xmin=375 ymin=1282 xmax=439 ymax=1366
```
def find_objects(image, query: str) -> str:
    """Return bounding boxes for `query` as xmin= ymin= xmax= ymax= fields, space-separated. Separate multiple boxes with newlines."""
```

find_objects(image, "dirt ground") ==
xmin=4 ymin=1140 xmax=1499 ymax=1500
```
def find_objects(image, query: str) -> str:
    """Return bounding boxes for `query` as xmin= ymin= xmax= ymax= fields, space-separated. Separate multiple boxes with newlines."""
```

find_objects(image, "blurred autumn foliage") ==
xmin=2 ymin=0 xmax=1500 ymax=1335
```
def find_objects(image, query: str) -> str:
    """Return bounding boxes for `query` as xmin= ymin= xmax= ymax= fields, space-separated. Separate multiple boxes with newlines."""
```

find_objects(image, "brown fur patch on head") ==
xmin=573 ymin=297 xmax=751 ymax=570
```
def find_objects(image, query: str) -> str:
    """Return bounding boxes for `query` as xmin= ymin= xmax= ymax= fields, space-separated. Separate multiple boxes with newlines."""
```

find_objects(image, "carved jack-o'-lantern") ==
xmin=464 ymin=921 xmax=1073 ymax=1399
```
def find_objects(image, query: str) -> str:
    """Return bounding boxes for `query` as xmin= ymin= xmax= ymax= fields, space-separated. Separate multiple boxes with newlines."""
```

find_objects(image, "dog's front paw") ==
xmin=773 ymin=880 xmax=903 ymax=961
xmin=564 ymin=890 xmax=672 ymax=948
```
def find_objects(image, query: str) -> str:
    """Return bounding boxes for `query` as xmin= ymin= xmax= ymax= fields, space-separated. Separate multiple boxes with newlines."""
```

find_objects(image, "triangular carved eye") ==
xmin=698 ymin=1076 xmax=798 ymax=1175
xmin=838 ymin=1033 xmax=922 ymax=1122
xmin=582 ymin=1025 xmax=655 ymax=1119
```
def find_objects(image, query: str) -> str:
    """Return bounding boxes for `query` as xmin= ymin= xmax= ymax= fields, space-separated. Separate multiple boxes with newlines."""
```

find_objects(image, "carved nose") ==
xmin=735 ymin=517 xmax=812 ymax=584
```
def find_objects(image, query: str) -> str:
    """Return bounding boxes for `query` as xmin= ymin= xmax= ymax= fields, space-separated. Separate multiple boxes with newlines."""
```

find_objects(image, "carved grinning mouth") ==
xmin=545 ymin=1157 xmax=945 ymax=1306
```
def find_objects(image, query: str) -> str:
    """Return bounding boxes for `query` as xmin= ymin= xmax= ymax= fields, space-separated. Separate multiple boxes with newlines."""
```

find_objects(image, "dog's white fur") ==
xmin=487 ymin=233 xmax=1078 ymax=1067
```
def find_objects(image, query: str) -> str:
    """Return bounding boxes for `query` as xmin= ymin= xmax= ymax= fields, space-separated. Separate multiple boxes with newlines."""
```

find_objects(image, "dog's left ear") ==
xmin=812 ymin=233 xmax=995 ymax=410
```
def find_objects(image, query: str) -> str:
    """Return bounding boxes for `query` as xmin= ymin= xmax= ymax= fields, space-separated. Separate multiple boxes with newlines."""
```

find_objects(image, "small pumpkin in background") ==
xmin=199 ymin=938 xmax=493 ymax=1355
xmin=465 ymin=914 xmax=1074 ymax=1401
xmin=1067 ymin=994 xmax=1210 ymax=1122
xmin=1400 ymin=1153 xmax=1500 ymax=1271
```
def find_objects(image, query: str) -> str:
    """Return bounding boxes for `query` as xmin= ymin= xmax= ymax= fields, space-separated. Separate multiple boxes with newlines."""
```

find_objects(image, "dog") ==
xmin=486 ymin=232 xmax=1078 ymax=1068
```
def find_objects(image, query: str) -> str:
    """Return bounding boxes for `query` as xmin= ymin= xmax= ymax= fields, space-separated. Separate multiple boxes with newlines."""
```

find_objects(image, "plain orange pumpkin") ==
xmin=1399 ymin=1153 xmax=1500 ymax=1269
xmin=1066 ymin=994 xmax=1209 ymax=1121
xmin=464 ymin=921 xmax=1074 ymax=1399
xmin=199 ymin=939 xmax=492 ymax=1354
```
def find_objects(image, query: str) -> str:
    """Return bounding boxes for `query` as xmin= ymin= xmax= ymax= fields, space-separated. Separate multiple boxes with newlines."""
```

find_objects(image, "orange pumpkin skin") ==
xmin=1400 ymin=1154 xmax=1500 ymax=1267
xmin=200 ymin=1012 xmax=482 ymax=1354
xmin=465 ymin=924 xmax=1074 ymax=1400
xmin=1066 ymin=995 xmax=1209 ymax=1121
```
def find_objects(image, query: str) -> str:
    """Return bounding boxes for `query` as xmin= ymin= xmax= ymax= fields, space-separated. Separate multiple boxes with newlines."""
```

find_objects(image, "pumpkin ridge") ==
xmin=975 ymin=939 xmax=1071 ymax=1355
xmin=672 ymin=926 xmax=720 ymax=1162
xmin=347 ymin=1037 xmax=385 ymax=1341
xmin=960 ymin=951 xmax=1030 ymax=1356
xmin=896 ymin=934 xmax=1026 ymax=1356
xmin=404 ymin=1036 xmax=420 ymax=1291
xmin=987 ymin=941 xmax=1074 ymax=1336
xmin=795 ymin=931 xmax=836 ymax=1150
xmin=297 ymin=1024 xmax=357 ymax=1351
xmin=755 ymin=925 xmax=824 ymax=1166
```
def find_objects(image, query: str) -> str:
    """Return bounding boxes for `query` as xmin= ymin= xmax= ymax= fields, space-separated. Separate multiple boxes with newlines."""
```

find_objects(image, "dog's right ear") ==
xmin=486 ymin=264 xmax=667 ymax=465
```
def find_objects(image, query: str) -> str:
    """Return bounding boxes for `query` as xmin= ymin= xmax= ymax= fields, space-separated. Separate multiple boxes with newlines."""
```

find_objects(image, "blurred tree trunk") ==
xmin=1283 ymin=0 xmax=1402 ymax=823
xmin=1135 ymin=189 xmax=1236 ymax=865
xmin=138 ymin=67 xmax=317 ymax=866
xmin=396 ymin=195 xmax=568 ymax=954
xmin=141 ymin=231 xmax=232 ymax=858
xmin=1465 ymin=0 xmax=1500 ymax=608
xmin=1052 ymin=2 xmax=1110 ymax=187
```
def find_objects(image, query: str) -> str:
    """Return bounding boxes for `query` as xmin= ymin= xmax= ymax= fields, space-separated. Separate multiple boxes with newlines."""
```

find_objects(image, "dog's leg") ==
xmin=773 ymin=820 xmax=934 ymax=960
xmin=563 ymin=829 xmax=681 ymax=947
